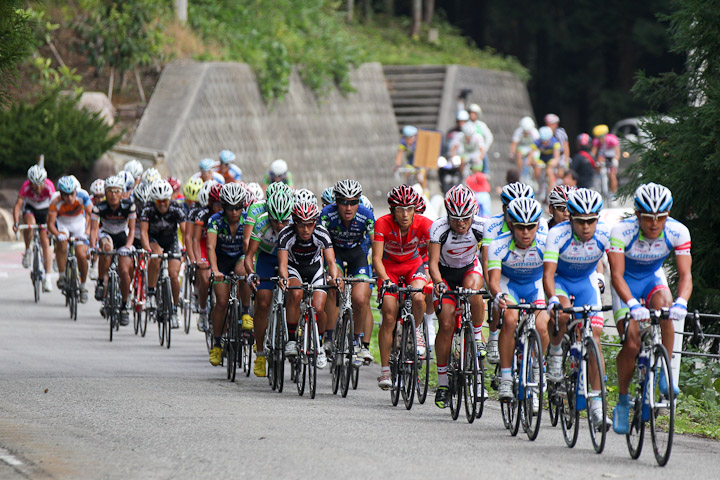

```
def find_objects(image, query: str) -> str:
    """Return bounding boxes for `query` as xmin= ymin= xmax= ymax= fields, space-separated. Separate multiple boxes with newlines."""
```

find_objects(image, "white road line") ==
xmin=0 ymin=447 xmax=23 ymax=467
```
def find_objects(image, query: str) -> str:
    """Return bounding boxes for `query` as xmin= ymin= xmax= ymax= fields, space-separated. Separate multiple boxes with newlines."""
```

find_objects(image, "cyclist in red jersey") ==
xmin=372 ymin=185 xmax=433 ymax=390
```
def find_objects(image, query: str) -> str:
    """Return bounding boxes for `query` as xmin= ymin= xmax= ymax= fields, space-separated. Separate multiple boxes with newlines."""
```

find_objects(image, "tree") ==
xmin=410 ymin=0 xmax=421 ymax=37
xmin=623 ymin=0 xmax=720 ymax=315
xmin=0 ymin=1 xmax=35 ymax=106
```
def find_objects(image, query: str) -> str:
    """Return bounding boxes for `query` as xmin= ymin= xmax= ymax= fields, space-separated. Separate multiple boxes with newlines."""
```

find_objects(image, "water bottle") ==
xmin=569 ymin=341 xmax=581 ymax=372
xmin=452 ymin=334 xmax=461 ymax=363
xmin=570 ymin=342 xmax=585 ymax=410
xmin=639 ymin=349 xmax=651 ymax=421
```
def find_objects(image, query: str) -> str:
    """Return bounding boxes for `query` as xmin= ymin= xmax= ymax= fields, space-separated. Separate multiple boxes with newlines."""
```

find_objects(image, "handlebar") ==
xmin=17 ymin=224 xmax=47 ymax=231
xmin=338 ymin=277 xmax=377 ymax=284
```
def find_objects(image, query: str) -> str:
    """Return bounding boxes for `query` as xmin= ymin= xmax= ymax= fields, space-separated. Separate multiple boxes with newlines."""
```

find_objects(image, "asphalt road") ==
xmin=0 ymin=241 xmax=718 ymax=480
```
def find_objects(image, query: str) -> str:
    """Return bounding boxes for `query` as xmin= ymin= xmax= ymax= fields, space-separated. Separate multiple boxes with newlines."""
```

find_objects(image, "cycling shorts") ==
xmin=611 ymin=268 xmax=669 ymax=321
xmin=518 ymin=145 xmax=540 ymax=160
xmin=133 ymin=237 xmax=144 ymax=250
xmin=500 ymin=275 xmax=545 ymax=307
xmin=22 ymin=204 xmax=48 ymax=226
xmin=57 ymin=215 xmax=88 ymax=243
xmin=335 ymin=245 xmax=371 ymax=278
xmin=216 ymin=252 xmax=242 ymax=277
xmin=383 ymin=256 xmax=428 ymax=298
xmin=99 ymin=231 xmax=128 ymax=250
xmin=435 ymin=259 xmax=483 ymax=310
xmin=288 ymin=261 xmax=326 ymax=290
xmin=555 ymin=272 xmax=603 ymax=329
xmin=150 ymin=235 xmax=182 ymax=256
xmin=256 ymin=251 xmax=278 ymax=291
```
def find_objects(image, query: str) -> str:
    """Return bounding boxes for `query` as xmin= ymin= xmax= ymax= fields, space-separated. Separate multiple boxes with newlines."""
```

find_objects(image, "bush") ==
xmin=0 ymin=90 xmax=122 ymax=179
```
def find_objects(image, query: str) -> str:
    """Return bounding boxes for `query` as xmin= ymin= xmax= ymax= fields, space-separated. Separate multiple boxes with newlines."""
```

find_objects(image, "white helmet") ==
xmin=27 ymin=165 xmax=47 ymax=185
xmin=69 ymin=175 xmax=81 ymax=191
xmin=150 ymin=180 xmax=173 ymax=201
xmin=500 ymin=182 xmax=534 ymax=206
xmin=219 ymin=150 xmax=236 ymax=164
xmin=104 ymin=175 xmax=125 ymax=191
xmin=294 ymin=188 xmax=316 ymax=204
xmin=321 ymin=187 xmax=335 ymax=206
xmin=90 ymin=179 xmax=105 ymax=196
xmin=468 ymin=103 xmax=482 ymax=114
xmin=402 ymin=125 xmax=418 ymax=137
xmin=333 ymin=179 xmax=363 ymax=199
xmin=270 ymin=159 xmax=288 ymax=177
xmin=133 ymin=183 xmax=151 ymax=206
xmin=219 ymin=182 xmax=247 ymax=207
xmin=141 ymin=167 xmax=161 ymax=186
xmin=567 ymin=188 xmax=603 ymax=215
xmin=520 ymin=116 xmax=535 ymax=132
xmin=123 ymin=159 xmax=144 ymax=179
xmin=117 ymin=170 xmax=135 ymax=191
xmin=539 ymin=126 xmax=553 ymax=141
xmin=634 ymin=183 xmax=673 ymax=213
xmin=246 ymin=182 xmax=264 ymax=202
xmin=266 ymin=181 xmax=291 ymax=198
xmin=198 ymin=180 xmax=216 ymax=207
xmin=456 ymin=110 xmax=470 ymax=121
xmin=506 ymin=197 xmax=543 ymax=224
xmin=461 ymin=122 xmax=476 ymax=137
xmin=359 ymin=194 xmax=374 ymax=212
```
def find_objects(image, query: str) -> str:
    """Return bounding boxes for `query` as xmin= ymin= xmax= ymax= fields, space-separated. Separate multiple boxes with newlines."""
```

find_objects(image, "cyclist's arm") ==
xmin=140 ymin=221 xmax=151 ymax=252
xmin=487 ymin=269 xmax=502 ymax=298
xmin=206 ymin=230 xmax=220 ymax=276
xmin=179 ymin=221 xmax=187 ymax=251
xmin=608 ymin=251 xmax=633 ymax=304
xmin=542 ymin=260 xmax=557 ymax=301
xmin=394 ymin=150 xmax=404 ymax=170
xmin=244 ymin=239 xmax=259 ymax=275
xmin=427 ymin=242 xmax=443 ymax=286
xmin=243 ymin=223 xmax=254 ymax=257
xmin=185 ymin=222 xmax=196 ymax=263
xmin=89 ymin=218 xmax=100 ymax=249
xmin=277 ymin=249 xmax=289 ymax=289
xmin=192 ymin=223 xmax=204 ymax=265
xmin=676 ymin=254 xmax=693 ymax=302
xmin=371 ymin=240 xmax=388 ymax=283
xmin=12 ymin=196 xmax=23 ymax=229
xmin=47 ymin=210 xmax=60 ymax=237
xmin=509 ymin=140 xmax=518 ymax=157
xmin=126 ymin=217 xmax=136 ymax=249
xmin=323 ymin=247 xmax=340 ymax=280
xmin=84 ymin=204 xmax=93 ymax=235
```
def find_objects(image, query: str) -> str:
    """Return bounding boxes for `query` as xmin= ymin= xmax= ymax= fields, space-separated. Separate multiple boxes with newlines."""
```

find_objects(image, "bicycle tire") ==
xmin=296 ymin=318 xmax=307 ymax=397
xmin=341 ymin=309 xmax=353 ymax=398
xmin=449 ymin=332 xmax=462 ymax=420
xmin=510 ymin=348 xmax=522 ymax=437
xmin=226 ymin=304 xmax=237 ymax=382
xmin=401 ymin=318 xmax=417 ymax=410
xmin=308 ymin=312 xmax=318 ymax=400
xmin=183 ymin=265 xmax=192 ymax=334
xmin=108 ymin=275 xmax=117 ymax=342
xmin=33 ymin=247 xmax=41 ymax=303
xmin=416 ymin=317 xmax=430 ymax=404
xmin=242 ymin=333 xmax=253 ymax=377
xmin=560 ymin=341 xmax=579 ymax=448
xmin=650 ymin=344 xmax=674 ymax=466
xmin=331 ymin=313 xmax=343 ymax=395
xmin=141 ymin=308 xmax=149 ymax=337
xmin=626 ymin=366 xmax=646 ymax=459
xmin=390 ymin=322 xmax=401 ymax=407
xmin=475 ymin=351 xmax=486 ymax=419
xmin=275 ymin=309 xmax=286 ymax=392
xmin=163 ymin=278 xmax=172 ymax=349
xmin=523 ymin=329 xmax=544 ymax=441
xmin=157 ymin=286 xmax=165 ymax=346
xmin=463 ymin=326 xmax=479 ymax=423
xmin=585 ymin=337 xmax=608 ymax=454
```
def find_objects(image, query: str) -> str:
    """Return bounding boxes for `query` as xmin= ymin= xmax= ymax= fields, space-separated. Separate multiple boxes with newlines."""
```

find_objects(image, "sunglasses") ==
xmin=449 ymin=215 xmax=472 ymax=223
xmin=552 ymin=205 xmax=567 ymax=212
xmin=269 ymin=217 xmax=290 ymax=223
xmin=395 ymin=205 xmax=415 ymax=212
xmin=296 ymin=221 xmax=316 ymax=227
xmin=572 ymin=216 xmax=598 ymax=225
xmin=224 ymin=205 xmax=243 ymax=211
xmin=513 ymin=222 xmax=538 ymax=230
xmin=155 ymin=199 xmax=169 ymax=204
xmin=639 ymin=212 xmax=669 ymax=221
xmin=337 ymin=199 xmax=360 ymax=206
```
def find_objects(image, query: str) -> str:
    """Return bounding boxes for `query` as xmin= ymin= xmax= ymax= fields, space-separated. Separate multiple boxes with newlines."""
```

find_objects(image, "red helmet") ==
xmin=445 ymin=184 xmax=478 ymax=217
xmin=166 ymin=176 xmax=181 ymax=192
xmin=387 ymin=185 xmax=420 ymax=208
xmin=209 ymin=183 xmax=223 ymax=204
xmin=292 ymin=199 xmax=319 ymax=222
xmin=548 ymin=184 xmax=575 ymax=207
xmin=415 ymin=195 xmax=426 ymax=214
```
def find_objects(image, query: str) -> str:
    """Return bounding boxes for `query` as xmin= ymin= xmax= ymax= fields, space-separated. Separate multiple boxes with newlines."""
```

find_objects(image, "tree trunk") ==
xmin=384 ymin=0 xmax=394 ymax=15
xmin=423 ymin=0 xmax=435 ymax=24
xmin=108 ymin=67 xmax=115 ymax=103
xmin=174 ymin=0 xmax=187 ymax=24
xmin=346 ymin=0 xmax=354 ymax=22
xmin=362 ymin=0 xmax=371 ymax=23
xmin=134 ymin=69 xmax=146 ymax=104
xmin=411 ymin=0 xmax=421 ymax=37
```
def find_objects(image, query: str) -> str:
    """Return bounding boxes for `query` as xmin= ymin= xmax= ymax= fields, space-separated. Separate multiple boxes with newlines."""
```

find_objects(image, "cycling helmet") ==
xmin=199 ymin=158 xmax=216 ymax=172
xmin=266 ymin=181 xmax=291 ymax=198
xmin=219 ymin=150 xmax=236 ymax=164
xmin=634 ymin=183 xmax=673 ymax=213
xmin=123 ymin=159 xmax=144 ymax=179
xmin=520 ymin=116 xmax=535 ymax=132
xmin=208 ymin=183 xmax=223 ymax=205
xmin=150 ymin=180 xmax=173 ymax=201
xmin=292 ymin=199 xmax=319 ymax=222
xmin=90 ymin=179 xmax=105 ymax=196
xmin=116 ymin=170 xmax=134 ymax=192
xmin=593 ymin=124 xmax=609 ymax=137
xmin=198 ymin=180 xmax=215 ymax=207
xmin=57 ymin=176 xmax=77 ymax=194
xmin=27 ymin=165 xmax=47 ymax=185
xmin=267 ymin=189 xmax=294 ymax=221
xmin=387 ymin=184 xmax=420 ymax=208
xmin=567 ymin=188 xmax=603 ymax=215
xmin=294 ymin=188 xmax=316 ymax=204
xmin=360 ymin=194 xmax=374 ymax=212
xmin=416 ymin=195 xmax=426 ymax=214
xmin=468 ymin=103 xmax=482 ymax=114
xmin=183 ymin=177 xmax=203 ymax=202
xmin=246 ymin=182 xmax=263 ymax=202
xmin=133 ymin=183 xmax=151 ymax=205
xmin=166 ymin=176 xmax=181 ymax=192
xmin=548 ymin=184 xmax=574 ymax=207
xmin=141 ymin=167 xmax=161 ymax=186
xmin=456 ymin=110 xmax=470 ymax=122
xmin=544 ymin=113 xmax=559 ymax=125
xmin=539 ymin=126 xmax=553 ymax=141
xmin=500 ymin=182 xmax=534 ymax=206
xmin=576 ymin=133 xmax=592 ymax=151
xmin=461 ymin=122 xmax=476 ymax=137
xmin=402 ymin=125 xmax=418 ymax=137
xmin=270 ymin=159 xmax=288 ymax=177
xmin=219 ymin=182 xmax=246 ymax=207
xmin=445 ymin=184 xmax=478 ymax=218
xmin=333 ymin=179 xmax=363 ymax=199
xmin=321 ymin=187 xmax=335 ymax=206
xmin=506 ymin=197 xmax=543 ymax=224
xmin=104 ymin=175 xmax=125 ymax=191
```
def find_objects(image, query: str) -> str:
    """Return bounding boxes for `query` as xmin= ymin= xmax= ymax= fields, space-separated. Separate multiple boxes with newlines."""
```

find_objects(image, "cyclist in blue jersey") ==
xmin=544 ymin=188 xmax=611 ymax=427
xmin=192 ymin=158 xmax=226 ymax=185
xmin=530 ymin=126 xmax=561 ymax=191
xmin=207 ymin=183 xmax=251 ymax=367
xmin=216 ymin=149 xmax=242 ymax=184
xmin=320 ymin=179 xmax=375 ymax=362
xmin=609 ymin=183 xmax=692 ymax=434
xmin=487 ymin=197 xmax=549 ymax=403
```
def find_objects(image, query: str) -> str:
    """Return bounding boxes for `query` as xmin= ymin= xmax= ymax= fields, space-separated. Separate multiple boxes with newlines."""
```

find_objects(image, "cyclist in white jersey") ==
xmin=428 ymin=185 xmax=486 ymax=408
xmin=510 ymin=116 xmax=540 ymax=178
xmin=608 ymin=183 xmax=692 ymax=434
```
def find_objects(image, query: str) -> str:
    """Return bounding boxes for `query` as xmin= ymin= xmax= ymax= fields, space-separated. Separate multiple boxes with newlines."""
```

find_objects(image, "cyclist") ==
xmin=468 ymin=103 xmax=494 ymax=158
xmin=131 ymin=183 xmax=151 ymax=250
xmin=320 ymin=179 xmax=375 ymax=363
xmin=90 ymin=175 xmax=136 ymax=325
xmin=245 ymin=188 xmax=294 ymax=376
xmin=609 ymin=183 xmax=692 ymax=434
xmin=591 ymin=124 xmax=620 ymax=198
xmin=192 ymin=158 xmax=226 ymax=185
xmin=320 ymin=187 xmax=334 ymax=208
xmin=89 ymin=179 xmax=105 ymax=205
xmin=570 ymin=133 xmax=598 ymax=189
xmin=262 ymin=159 xmax=294 ymax=190
xmin=395 ymin=125 xmax=426 ymax=191
xmin=182 ymin=177 xmax=203 ymax=263
xmin=117 ymin=171 xmax=136 ymax=200
xmin=373 ymin=185 xmax=433 ymax=389
xmin=428 ymin=185 xmax=486 ymax=408
xmin=530 ymin=126 xmax=561 ymax=192
xmin=547 ymin=184 xmax=574 ymax=228
xmin=207 ymin=183 xmax=250 ymax=367
xmin=544 ymin=188 xmax=611 ymax=426
xmin=139 ymin=180 xmax=187 ymax=328
xmin=277 ymin=197 xmax=342 ymax=370
xmin=48 ymin=176 xmax=93 ymax=302
xmin=141 ymin=167 xmax=162 ymax=187
xmin=13 ymin=165 xmax=55 ymax=292
xmin=123 ymin=159 xmax=144 ymax=188
xmin=487 ymin=197 xmax=549 ymax=403
xmin=544 ymin=113 xmax=570 ymax=173
xmin=243 ymin=182 xmax=292 ymax=256
xmin=450 ymin=121 xmax=487 ymax=179
xmin=215 ymin=150 xmax=242 ymax=184
xmin=246 ymin=182 xmax=264 ymax=204
xmin=190 ymin=182 xmax=222 ymax=331
xmin=510 ymin=116 xmax=540 ymax=180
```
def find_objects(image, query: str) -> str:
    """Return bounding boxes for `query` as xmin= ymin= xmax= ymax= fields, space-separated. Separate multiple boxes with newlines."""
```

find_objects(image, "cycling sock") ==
xmin=590 ymin=391 xmax=602 ymax=409
xmin=214 ymin=337 xmax=222 ymax=348
xmin=324 ymin=330 xmax=333 ymax=343
xmin=362 ymin=342 xmax=370 ymax=349
xmin=287 ymin=327 xmax=296 ymax=342
xmin=489 ymin=330 xmax=499 ymax=341
xmin=549 ymin=343 xmax=563 ymax=356
xmin=98 ymin=279 xmax=104 ymax=286
xmin=501 ymin=368 xmax=512 ymax=382
xmin=148 ymin=287 xmax=156 ymax=295
xmin=437 ymin=363 xmax=448 ymax=387
xmin=618 ymin=393 xmax=629 ymax=406
xmin=241 ymin=305 xmax=249 ymax=315
xmin=473 ymin=325 xmax=483 ymax=339
xmin=381 ymin=366 xmax=390 ymax=376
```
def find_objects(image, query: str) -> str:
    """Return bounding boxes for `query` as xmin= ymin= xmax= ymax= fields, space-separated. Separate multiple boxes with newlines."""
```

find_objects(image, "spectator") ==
xmin=569 ymin=133 xmax=598 ymax=189
xmin=465 ymin=164 xmax=491 ymax=217
xmin=561 ymin=169 xmax=579 ymax=187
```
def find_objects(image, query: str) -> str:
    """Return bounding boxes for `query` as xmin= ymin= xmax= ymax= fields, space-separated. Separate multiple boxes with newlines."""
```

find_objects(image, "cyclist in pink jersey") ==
xmin=591 ymin=124 xmax=620 ymax=196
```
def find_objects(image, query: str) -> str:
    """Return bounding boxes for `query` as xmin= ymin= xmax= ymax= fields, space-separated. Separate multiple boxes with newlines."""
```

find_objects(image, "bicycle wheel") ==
xmin=475 ymin=351 xmax=486 ymax=419
xmin=416 ymin=317 xmax=430 ymax=404
xmin=242 ymin=333 xmax=253 ymax=377
xmin=331 ymin=313 xmax=344 ymax=395
xmin=157 ymin=289 xmax=165 ymax=346
xmin=626 ymin=368 xmax=646 ymax=460
xmin=108 ymin=277 xmax=117 ymax=342
xmin=560 ymin=343 xmax=579 ymax=448
xmin=390 ymin=323 xmax=401 ymax=407
xmin=141 ymin=308 xmax=150 ymax=337
xmin=32 ymin=248 xmax=41 ymax=303
xmin=463 ymin=326 xmax=479 ymax=423
xmin=183 ymin=266 xmax=192 ymax=334
xmin=341 ymin=309 xmax=354 ymax=398
xmin=275 ymin=311 xmax=286 ymax=393
xmin=400 ymin=318 xmax=417 ymax=410
xmin=163 ymin=278 xmax=172 ymax=349
xmin=225 ymin=305 xmax=238 ymax=382
xmin=510 ymin=348 xmax=522 ymax=437
xmin=205 ymin=288 xmax=215 ymax=353
xmin=296 ymin=319 xmax=307 ymax=396
xmin=585 ymin=337 xmax=608 ymax=454
xmin=448 ymin=335 xmax=462 ymax=420
xmin=308 ymin=313 xmax=318 ymax=400
xmin=649 ymin=344 xmax=674 ymax=466
xmin=522 ymin=329 xmax=544 ymax=441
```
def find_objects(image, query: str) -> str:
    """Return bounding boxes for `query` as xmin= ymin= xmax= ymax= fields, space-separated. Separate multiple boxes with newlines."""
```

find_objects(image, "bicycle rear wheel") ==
xmin=416 ymin=317 xmax=430 ymax=404
xmin=308 ymin=313 xmax=318 ymax=399
xmin=341 ymin=309 xmax=354 ymax=398
xmin=585 ymin=337 xmax=608 ymax=453
xmin=163 ymin=278 xmax=172 ymax=349
xmin=183 ymin=268 xmax=192 ymax=334
xmin=242 ymin=333 xmax=253 ymax=377
xmin=522 ymin=329 xmax=544 ymax=441
xmin=225 ymin=305 xmax=238 ymax=382
xmin=560 ymin=343 xmax=579 ymax=448
xmin=626 ymin=369 xmax=646 ymax=460
xmin=650 ymin=344 xmax=674 ymax=466
xmin=463 ymin=326 xmax=478 ymax=423
xmin=296 ymin=319 xmax=307 ymax=397
xmin=400 ymin=318 xmax=417 ymax=410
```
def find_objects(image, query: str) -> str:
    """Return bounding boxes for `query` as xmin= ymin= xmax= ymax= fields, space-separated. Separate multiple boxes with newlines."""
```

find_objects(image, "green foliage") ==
xmin=0 ymin=90 xmax=121 ymax=178
xmin=676 ymin=355 xmax=720 ymax=438
xmin=622 ymin=0 xmax=720 ymax=315
xmin=0 ymin=1 xmax=36 ymax=105
xmin=30 ymin=56 xmax=83 ymax=94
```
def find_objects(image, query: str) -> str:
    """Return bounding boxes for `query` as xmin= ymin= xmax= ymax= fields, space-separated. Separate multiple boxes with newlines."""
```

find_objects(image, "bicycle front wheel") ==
xmin=242 ymin=333 xmax=253 ymax=377
xmin=296 ymin=319 xmax=307 ymax=397
xmin=416 ymin=317 xmax=430 ymax=404
xmin=275 ymin=310 xmax=286 ymax=392
xmin=341 ymin=309 xmax=354 ymax=398
xmin=626 ymin=367 xmax=646 ymax=460
xmin=522 ymin=329 xmax=544 ymax=441
xmin=225 ymin=305 xmax=238 ymax=382
xmin=33 ymin=248 xmax=41 ymax=303
xmin=560 ymin=342 xmax=579 ymax=448
xmin=463 ymin=326 xmax=478 ymax=423
xmin=308 ymin=313 xmax=318 ymax=400
xmin=331 ymin=314 xmax=343 ymax=395
xmin=183 ymin=267 xmax=192 ymax=334
xmin=585 ymin=337 xmax=608 ymax=453
xmin=163 ymin=278 xmax=172 ymax=349
xmin=650 ymin=344 xmax=674 ymax=466
xmin=400 ymin=318 xmax=417 ymax=410
xmin=390 ymin=323 xmax=401 ymax=407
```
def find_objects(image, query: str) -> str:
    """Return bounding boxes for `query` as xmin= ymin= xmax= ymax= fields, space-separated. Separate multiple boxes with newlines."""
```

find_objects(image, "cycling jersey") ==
xmin=19 ymin=179 xmax=55 ymax=209
xmin=482 ymin=213 xmax=548 ymax=247
xmin=489 ymin=231 xmax=547 ymax=305
xmin=215 ymin=163 xmax=242 ymax=183
xmin=320 ymin=204 xmax=375 ymax=250
xmin=473 ymin=120 xmax=494 ymax=151
xmin=592 ymin=134 xmax=620 ymax=159
xmin=531 ymin=137 xmax=561 ymax=163
xmin=191 ymin=171 xmax=225 ymax=185
xmin=429 ymin=216 xmax=484 ymax=268
xmin=451 ymin=132 xmax=486 ymax=165
xmin=49 ymin=191 xmax=92 ymax=218
xmin=277 ymin=224 xmax=332 ymax=267
xmin=207 ymin=212 xmax=245 ymax=258
xmin=251 ymin=212 xmax=283 ymax=255
xmin=374 ymin=214 xmax=432 ymax=263
xmin=140 ymin=203 xmax=186 ymax=245
xmin=244 ymin=201 xmax=266 ymax=227
xmin=398 ymin=138 xmax=415 ymax=166
xmin=544 ymin=221 xmax=611 ymax=280
xmin=92 ymin=199 xmax=136 ymax=236
xmin=262 ymin=172 xmax=294 ymax=188
xmin=511 ymin=127 xmax=540 ymax=149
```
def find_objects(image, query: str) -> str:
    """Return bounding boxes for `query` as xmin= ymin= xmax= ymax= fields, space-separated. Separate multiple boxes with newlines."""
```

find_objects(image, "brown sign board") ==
xmin=413 ymin=130 xmax=443 ymax=170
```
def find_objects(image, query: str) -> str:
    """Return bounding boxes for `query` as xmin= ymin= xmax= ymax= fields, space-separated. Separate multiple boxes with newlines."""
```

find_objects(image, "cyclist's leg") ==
xmin=32 ymin=208 xmax=53 ymax=274
xmin=434 ymin=280 xmax=456 ymax=386
xmin=254 ymin=289 xmax=272 ymax=350
xmin=408 ymin=261 xmax=428 ymax=329
xmin=212 ymin=281 xmax=230 ymax=345
xmin=646 ymin=275 xmax=674 ymax=367
xmin=21 ymin=210 xmax=34 ymax=249
xmin=612 ymin=283 xmax=642 ymax=396
xmin=378 ymin=293 xmax=398 ymax=367
xmin=285 ymin=267 xmax=303 ymax=335
xmin=147 ymin=241 xmax=163 ymax=289
xmin=98 ymin=235 xmax=113 ymax=281
xmin=234 ymin=256 xmax=251 ymax=312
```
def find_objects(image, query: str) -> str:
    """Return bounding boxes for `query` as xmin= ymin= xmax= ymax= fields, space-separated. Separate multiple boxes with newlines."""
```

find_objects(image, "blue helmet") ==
xmin=501 ymin=182 xmax=534 ymax=206
xmin=402 ymin=125 xmax=418 ymax=137
xmin=57 ymin=176 xmax=77 ymax=194
xmin=199 ymin=158 xmax=216 ymax=172
xmin=634 ymin=183 xmax=673 ymax=213
xmin=567 ymin=188 xmax=603 ymax=215
xmin=321 ymin=187 xmax=334 ymax=206
xmin=360 ymin=194 xmax=374 ymax=212
xmin=506 ymin=197 xmax=543 ymax=224
xmin=219 ymin=150 xmax=236 ymax=164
